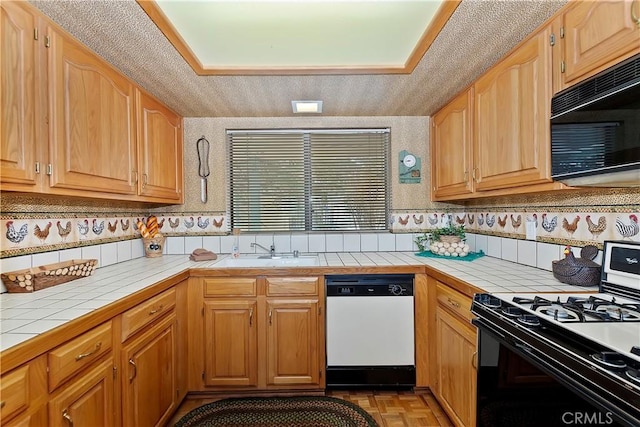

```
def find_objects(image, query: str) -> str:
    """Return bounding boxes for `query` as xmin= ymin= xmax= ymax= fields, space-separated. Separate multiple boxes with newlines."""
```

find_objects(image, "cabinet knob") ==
xmin=148 ymin=304 xmax=164 ymax=315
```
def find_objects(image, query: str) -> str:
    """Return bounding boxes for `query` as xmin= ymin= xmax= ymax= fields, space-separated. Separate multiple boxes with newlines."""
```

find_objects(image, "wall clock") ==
xmin=399 ymin=150 xmax=421 ymax=183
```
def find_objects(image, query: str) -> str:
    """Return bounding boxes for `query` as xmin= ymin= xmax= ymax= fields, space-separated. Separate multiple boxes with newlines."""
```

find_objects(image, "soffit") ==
xmin=29 ymin=0 xmax=568 ymax=117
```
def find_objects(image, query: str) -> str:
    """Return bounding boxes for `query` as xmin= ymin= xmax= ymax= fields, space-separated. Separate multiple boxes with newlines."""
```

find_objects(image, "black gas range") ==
xmin=472 ymin=241 xmax=640 ymax=427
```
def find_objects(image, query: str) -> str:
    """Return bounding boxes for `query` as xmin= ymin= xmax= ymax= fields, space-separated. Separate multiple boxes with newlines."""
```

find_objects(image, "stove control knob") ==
xmin=390 ymin=285 xmax=404 ymax=295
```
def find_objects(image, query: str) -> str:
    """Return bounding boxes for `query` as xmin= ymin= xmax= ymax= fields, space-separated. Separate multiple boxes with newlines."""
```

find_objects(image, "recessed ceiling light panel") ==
xmin=292 ymin=100 xmax=323 ymax=114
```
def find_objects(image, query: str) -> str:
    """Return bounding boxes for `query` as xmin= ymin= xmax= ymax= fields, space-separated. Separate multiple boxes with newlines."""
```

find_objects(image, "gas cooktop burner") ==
xmin=508 ymin=295 xmax=640 ymax=323
xmin=597 ymin=306 xmax=640 ymax=321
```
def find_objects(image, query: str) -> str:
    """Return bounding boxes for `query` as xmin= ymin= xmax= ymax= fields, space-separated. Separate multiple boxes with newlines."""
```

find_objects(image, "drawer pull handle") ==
xmin=472 ymin=351 xmax=478 ymax=369
xmin=269 ymin=309 xmax=273 ymax=325
xmin=149 ymin=304 xmax=164 ymax=315
xmin=75 ymin=341 xmax=102 ymax=361
xmin=632 ymin=0 xmax=640 ymax=27
xmin=0 ymin=400 xmax=5 ymax=409
xmin=129 ymin=359 xmax=137 ymax=382
xmin=447 ymin=297 xmax=461 ymax=308
xmin=249 ymin=308 xmax=253 ymax=326
xmin=63 ymin=409 xmax=73 ymax=426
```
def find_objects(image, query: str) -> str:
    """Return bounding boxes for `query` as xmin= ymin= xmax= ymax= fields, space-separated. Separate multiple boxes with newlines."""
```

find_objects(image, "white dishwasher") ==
xmin=325 ymin=274 xmax=415 ymax=388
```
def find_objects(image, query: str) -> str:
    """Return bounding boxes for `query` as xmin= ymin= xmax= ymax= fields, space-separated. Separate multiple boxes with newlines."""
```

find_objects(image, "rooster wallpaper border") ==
xmin=2 ymin=206 xmax=638 ymax=258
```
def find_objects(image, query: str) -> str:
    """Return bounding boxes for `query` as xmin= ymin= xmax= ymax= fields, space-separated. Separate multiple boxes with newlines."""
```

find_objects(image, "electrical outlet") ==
xmin=526 ymin=220 xmax=537 ymax=240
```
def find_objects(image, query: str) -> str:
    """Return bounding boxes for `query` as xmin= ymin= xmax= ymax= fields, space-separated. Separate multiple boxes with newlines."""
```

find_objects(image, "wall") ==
xmin=159 ymin=116 xmax=437 ymax=214
xmin=1 ymin=115 xmax=638 ymax=294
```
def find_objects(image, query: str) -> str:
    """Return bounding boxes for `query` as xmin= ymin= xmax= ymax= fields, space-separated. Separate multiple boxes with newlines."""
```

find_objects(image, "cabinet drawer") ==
xmin=436 ymin=282 xmax=473 ymax=323
xmin=1 ymin=365 xmax=30 ymax=421
xmin=48 ymin=321 xmax=112 ymax=392
xmin=121 ymin=288 xmax=176 ymax=342
xmin=266 ymin=277 xmax=319 ymax=296
xmin=203 ymin=277 xmax=257 ymax=297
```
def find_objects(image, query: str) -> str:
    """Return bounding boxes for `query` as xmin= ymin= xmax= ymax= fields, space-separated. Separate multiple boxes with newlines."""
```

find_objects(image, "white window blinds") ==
xmin=227 ymin=129 xmax=390 ymax=232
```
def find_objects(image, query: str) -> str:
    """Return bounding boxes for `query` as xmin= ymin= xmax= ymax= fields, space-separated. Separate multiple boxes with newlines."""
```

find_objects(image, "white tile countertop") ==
xmin=0 ymin=252 xmax=598 ymax=353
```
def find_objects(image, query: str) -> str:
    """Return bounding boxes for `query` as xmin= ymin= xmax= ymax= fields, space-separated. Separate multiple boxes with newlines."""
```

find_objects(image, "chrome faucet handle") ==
xmin=293 ymin=250 xmax=299 ymax=258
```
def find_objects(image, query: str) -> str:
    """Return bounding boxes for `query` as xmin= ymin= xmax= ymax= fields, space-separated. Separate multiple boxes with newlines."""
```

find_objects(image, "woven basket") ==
xmin=551 ymin=246 xmax=601 ymax=287
xmin=552 ymin=262 xmax=601 ymax=286
xmin=1 ymin=259 xmax=97 ymax=293
xmin=143 ymin=234 xmax=165 ymax=258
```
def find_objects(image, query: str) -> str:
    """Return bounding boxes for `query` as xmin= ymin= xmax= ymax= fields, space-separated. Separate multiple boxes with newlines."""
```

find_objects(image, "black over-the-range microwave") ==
xmin=550 ymin=53 xmax=640 ymax=187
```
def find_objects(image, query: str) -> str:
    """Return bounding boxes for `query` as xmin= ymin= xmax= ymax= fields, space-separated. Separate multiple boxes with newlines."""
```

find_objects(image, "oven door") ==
xmin=472 ymin=316 xmax=638 ymax=427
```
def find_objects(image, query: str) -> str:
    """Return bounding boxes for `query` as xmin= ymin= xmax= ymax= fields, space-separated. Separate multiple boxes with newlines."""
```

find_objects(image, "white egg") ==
xmin=437 ymin=242 xmax=444 ymax=248
xmin=451 ymin=242 xmax=459 ymax=249
xmin=461 ymin=251 xmax=468 ymax=257
xmin=443 ymin=242 xmax=450 ymax=249
xmin=455 ymin=247 xmax=463 ymax=253
xmin=444 ymin=251 xmax=451 ymax=256
xmin=463 ymin=244 xmax=470 ymax=252
xmin=451 ymin=252 xmax=459 ymax=257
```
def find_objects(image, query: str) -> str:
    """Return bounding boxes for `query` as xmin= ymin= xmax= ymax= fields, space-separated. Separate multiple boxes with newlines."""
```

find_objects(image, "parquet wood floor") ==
xmin=167 ymin=390 xmax=453 ymax=426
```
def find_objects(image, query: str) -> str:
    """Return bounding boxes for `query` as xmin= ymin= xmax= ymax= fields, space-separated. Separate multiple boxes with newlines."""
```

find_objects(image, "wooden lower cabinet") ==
xmin=195 ymin=276 xmax=324 ymax=391
xmin=266 ymin=299 xmax=319 ymax=386
xmin=121 ymin=313 xmax=177 ymax=427
xmin=429 ymin=277 xmax=478 ymax=427
xmin=0 ymin=355 xmax=48 ymax=426
xmin=48 ymin=358 xmax=115 ymax=427
xmin=435 ymin=306 xmax=477 ymax=427
xmin=203 ymin=299 xmax=258 ymax=387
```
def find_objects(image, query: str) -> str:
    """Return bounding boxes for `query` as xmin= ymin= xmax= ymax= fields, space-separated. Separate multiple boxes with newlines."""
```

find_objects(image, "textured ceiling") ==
xmin=30 ymin=0 xmax=567 ymax=118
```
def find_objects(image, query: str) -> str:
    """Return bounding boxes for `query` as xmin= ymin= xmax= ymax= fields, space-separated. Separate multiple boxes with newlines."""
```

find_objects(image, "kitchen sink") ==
xmin=214 ymin=255 xmax=320 ymax=267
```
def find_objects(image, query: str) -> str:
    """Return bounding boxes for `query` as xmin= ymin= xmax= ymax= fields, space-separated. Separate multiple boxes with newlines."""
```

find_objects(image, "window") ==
xmin=227 ymin=129 xmax=390 ymax=232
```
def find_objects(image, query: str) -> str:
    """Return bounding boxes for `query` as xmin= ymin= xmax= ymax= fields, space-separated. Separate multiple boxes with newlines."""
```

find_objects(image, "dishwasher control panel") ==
xmin=325 ymin=274 xmax=413 ymax=296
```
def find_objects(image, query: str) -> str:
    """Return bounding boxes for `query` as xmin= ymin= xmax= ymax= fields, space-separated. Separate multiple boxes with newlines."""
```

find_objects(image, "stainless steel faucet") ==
xmin=251 ymin=242 xmax=276 ymax=257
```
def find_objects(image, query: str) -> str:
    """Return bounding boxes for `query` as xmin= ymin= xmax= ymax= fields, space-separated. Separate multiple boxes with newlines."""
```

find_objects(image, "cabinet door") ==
xmin=48 ymin=359 xmax=115 ymax=427
xmin=47 ymin=27 xmax=137 ymax=195
xmin=203 ymin=300 xmax=258 ymax=387
xmin=474 ymin=26 xmax=552 ymax=191
xmin=435 ymin=306 xmax=477 ymax=427
xmin=266 ymin=299 xmax=320 ymax=387
xmin=121 ymin=314 xmax=177 ymax=427
xmin=1 ymin=1 xmax=39 ymax=188
xmin=136 ymin=89 xmax=183 ymax=202
xmin=430 ymin=88 xmax=474 ymax=199
xmin=562 ymin=0 xmax=640 ymax=88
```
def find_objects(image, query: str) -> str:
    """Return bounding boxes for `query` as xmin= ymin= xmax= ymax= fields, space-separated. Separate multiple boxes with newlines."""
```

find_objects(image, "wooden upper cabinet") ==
xmin=47 ymin=26 xmax=137 ymax=195
xmin=0 ymin=1 xmax=40 ymax=188
xmin=136 ymin=88 xmax=183 ymax=202
xmin=561 ymin=0 xmax=640 ymax=89
xmin=430 ymin=88 xmax=474 ymax=199
xmin=474 ymin=25 xmax=552 ymax=191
